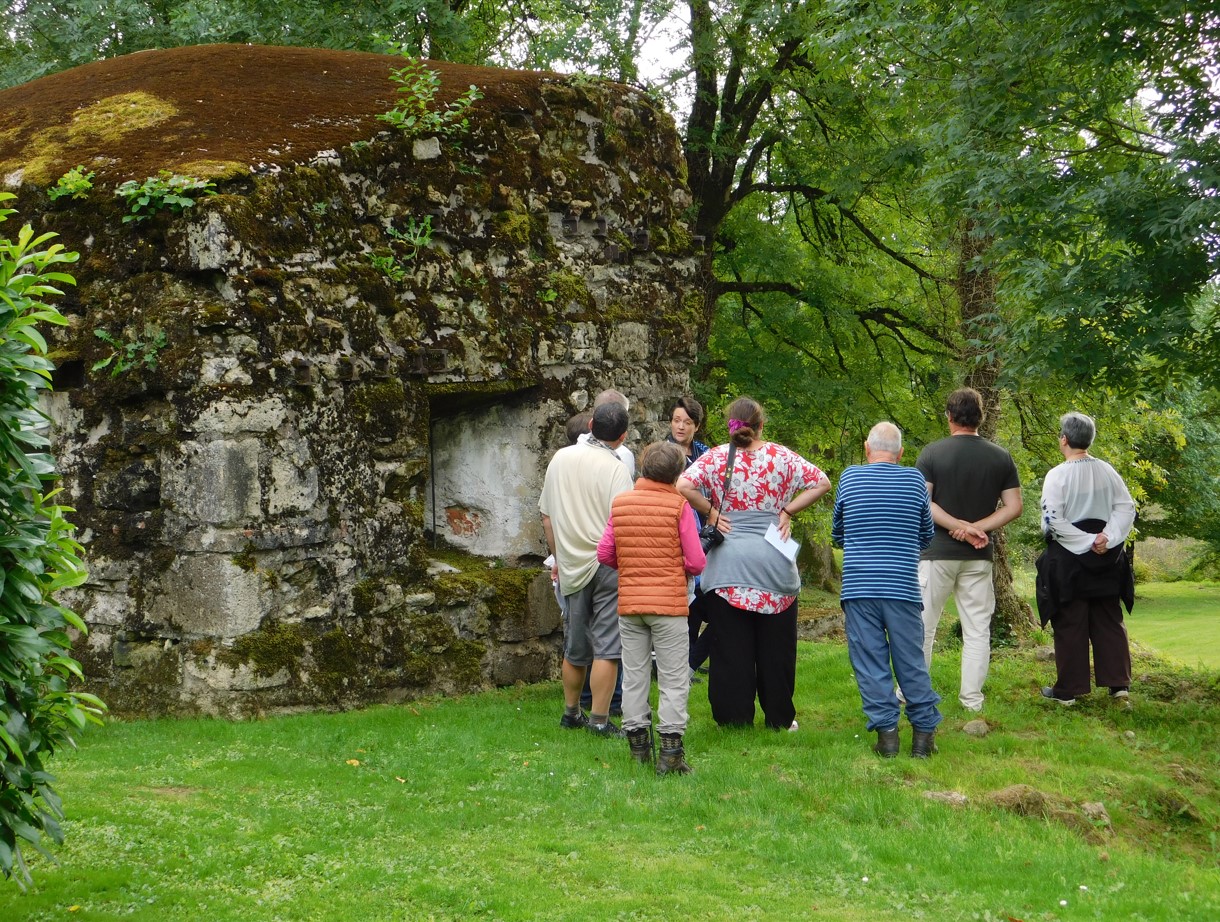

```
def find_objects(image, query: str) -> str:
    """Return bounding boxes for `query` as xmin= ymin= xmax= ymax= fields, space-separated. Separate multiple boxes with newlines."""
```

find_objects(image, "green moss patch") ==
xmin=221 ymin=620 xmax=309 ymax=678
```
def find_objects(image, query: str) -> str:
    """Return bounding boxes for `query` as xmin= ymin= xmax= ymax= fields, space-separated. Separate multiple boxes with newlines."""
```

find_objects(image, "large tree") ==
xmin=5 ymin=0 xmax=1219 ymax=561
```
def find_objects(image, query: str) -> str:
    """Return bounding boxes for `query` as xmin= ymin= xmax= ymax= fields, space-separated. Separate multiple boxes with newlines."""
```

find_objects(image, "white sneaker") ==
xmin=788 ymin=720 xmax=799 ymax=732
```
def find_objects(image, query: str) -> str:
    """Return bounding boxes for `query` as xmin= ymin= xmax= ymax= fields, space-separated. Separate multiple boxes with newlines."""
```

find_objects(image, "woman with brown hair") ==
xmin=678 ymin=397 xmax=831 ymax=729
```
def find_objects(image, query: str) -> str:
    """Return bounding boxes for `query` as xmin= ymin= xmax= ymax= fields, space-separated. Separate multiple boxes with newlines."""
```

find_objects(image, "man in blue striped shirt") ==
xmin=832 ymin=422 xmax=942 ymax=758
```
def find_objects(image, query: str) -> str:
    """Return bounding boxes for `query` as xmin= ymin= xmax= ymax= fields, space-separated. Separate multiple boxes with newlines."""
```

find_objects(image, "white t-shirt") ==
xmin=577 ymin=431 xmax=635 ymax=478
xmin=540 ymin=441 xmax=633 ymax=594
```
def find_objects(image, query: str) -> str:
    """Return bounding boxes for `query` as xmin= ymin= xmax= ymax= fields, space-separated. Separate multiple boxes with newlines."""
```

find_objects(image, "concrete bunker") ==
xmin=0 ymin=44 xmax=701 ymax=716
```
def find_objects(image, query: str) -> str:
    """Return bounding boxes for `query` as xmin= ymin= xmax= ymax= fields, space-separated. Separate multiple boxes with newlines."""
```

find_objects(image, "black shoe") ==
xmin=911 ymin=729 xmax=938 ymax=758
xmin=588 ymin=720 xmax=626 ymax=739
xmin=609 ymin=706 xmax=623 ymax=718
xmin=1040 ymin=686 xmax=1075 ymax=706
xmin=873 ymin=727 xmax=899 ymax=758
xmin=560 ymin=710 xmax=589 ymax=730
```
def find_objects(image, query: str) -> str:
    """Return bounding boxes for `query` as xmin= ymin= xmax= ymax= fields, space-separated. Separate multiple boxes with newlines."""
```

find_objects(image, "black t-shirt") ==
xmin=916 ymin=434 xmax=1021 ymax=560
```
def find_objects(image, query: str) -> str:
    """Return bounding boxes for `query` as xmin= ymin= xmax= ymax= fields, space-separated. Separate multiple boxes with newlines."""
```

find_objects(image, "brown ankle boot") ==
xmin=656 ymin=733 xmax=693 ymax=776
xmin=627 ymin=727 xmax=654 ymax=766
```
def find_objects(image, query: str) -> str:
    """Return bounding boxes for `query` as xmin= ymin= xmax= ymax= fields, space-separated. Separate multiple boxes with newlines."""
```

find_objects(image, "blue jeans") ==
xmin=843 ymin=598 xmax=941 ymax=732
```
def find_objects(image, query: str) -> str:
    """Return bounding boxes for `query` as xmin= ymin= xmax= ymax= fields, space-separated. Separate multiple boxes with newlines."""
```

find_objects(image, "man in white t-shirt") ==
xmin=540 ymin=402 xmax=633 ymax=736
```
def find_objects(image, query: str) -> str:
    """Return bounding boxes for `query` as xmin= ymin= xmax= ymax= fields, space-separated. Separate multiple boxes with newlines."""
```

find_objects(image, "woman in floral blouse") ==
xmin=678 ymin=396 xmax=831 ymax=729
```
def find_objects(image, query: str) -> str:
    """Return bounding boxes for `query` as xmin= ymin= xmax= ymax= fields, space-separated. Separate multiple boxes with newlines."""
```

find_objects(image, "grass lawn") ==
xmin=2 ymin=626 xmax=1217 ymax=920
xmin=1127 ymin=581 xmax=1220 ymax=670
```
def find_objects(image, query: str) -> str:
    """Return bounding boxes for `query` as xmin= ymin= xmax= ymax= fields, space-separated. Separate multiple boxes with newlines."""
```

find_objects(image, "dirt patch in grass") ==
xmin=988 ymin=783 xmax=1111 ymax=844
xmin=137 ymin=785 xmax=203 ymax=798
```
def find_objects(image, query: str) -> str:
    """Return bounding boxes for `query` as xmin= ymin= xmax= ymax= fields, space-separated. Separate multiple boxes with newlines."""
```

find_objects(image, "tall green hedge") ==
xmin=0 ymin=193 xmax=103 ymax=887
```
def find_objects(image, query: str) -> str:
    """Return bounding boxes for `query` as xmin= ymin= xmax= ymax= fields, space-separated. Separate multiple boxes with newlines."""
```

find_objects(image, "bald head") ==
xmin=594 ymin=389 xmax=629 ymax=411
xmin=865 ymin=422 xmax=903 ymax=462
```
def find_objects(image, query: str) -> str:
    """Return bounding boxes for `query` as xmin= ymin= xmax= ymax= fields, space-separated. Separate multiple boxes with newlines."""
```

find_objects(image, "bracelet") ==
xmin=782 ymin=506 xmax=795 ymax=517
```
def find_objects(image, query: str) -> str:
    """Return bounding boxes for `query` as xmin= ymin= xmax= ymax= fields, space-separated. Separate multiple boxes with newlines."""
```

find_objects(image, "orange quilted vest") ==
xmin=610 ymin=479 xmax=690 ymax=616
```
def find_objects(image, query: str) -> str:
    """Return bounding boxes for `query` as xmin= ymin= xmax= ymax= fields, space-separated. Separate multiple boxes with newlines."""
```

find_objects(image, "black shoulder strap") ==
xmin=711 ymin=443 xmax=737 ymax=520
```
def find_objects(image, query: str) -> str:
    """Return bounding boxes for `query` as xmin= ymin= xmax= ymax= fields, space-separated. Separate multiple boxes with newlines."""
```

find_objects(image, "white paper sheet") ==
xmin=765 ymin=523 xmax=800 ymax=562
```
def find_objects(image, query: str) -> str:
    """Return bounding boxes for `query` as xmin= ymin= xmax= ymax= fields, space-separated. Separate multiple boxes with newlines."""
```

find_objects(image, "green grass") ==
xmin=2 ymin=628 xmax=1217 ymax=921
xmin=1127 ymin=581 xmax=1220 ymax=669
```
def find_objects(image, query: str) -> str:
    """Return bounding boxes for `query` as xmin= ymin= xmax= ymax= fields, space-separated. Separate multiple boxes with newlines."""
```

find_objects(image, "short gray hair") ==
xmin=1060 ymin=411 xmax=1096 ymax=450
xmin=867 ymin=421 xmax=902 ymax=454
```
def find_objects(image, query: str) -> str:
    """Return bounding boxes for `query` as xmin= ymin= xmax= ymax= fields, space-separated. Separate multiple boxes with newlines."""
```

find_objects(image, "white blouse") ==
xmin=1040 ymin=456 xmax=1136 ymax=555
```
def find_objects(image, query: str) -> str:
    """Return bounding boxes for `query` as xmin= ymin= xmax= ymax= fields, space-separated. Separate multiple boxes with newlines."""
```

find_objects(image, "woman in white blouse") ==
xmin=1035 ymin=412 xmax=1137 ymax=706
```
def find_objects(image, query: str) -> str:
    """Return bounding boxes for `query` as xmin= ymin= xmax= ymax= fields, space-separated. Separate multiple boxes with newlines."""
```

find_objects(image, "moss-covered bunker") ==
xmin=0 ymin=44 xmax=699 ymax=717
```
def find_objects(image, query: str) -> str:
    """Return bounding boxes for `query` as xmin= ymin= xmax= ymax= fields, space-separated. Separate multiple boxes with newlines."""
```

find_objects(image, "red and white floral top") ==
xmin=683 ymin=442 xmax=829 ymax=613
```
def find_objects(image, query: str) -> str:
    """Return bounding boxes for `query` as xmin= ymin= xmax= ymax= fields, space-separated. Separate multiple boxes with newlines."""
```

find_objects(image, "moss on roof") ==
xmin=0 ymin=43 xmax=561 ymax=186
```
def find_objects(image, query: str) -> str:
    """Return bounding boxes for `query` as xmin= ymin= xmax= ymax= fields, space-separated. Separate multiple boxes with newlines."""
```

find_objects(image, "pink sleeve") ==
xmin=596 ymin=517 xmax=618 ymax=569
xmin=678 ymin=503 xmax=706 ymax=575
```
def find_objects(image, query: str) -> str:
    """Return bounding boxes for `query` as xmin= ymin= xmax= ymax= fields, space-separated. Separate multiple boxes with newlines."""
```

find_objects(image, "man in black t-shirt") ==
xmin=916 ymin=388 xmax=1022 ymax=712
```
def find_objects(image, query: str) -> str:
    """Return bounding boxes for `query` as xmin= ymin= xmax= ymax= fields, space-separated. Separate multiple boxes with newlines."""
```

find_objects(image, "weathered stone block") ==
xmin=488 ymin=639 xmax=562 ymax=686
xmin=608 ymin=322 xmax=650 ymax=362
xmin=493 ymin=572 xmax=562 ymax=643
xmin=184 ymin=658 xmax=291 ymax=691
xmin=269 ymin=442 xmax=320 ymax=515
xmin=163 ymin=439 xmax=261 ymax=525
xmin=148 ymin=554 xmax=264 ymax=638
xmin=193 ymin=398 xmax=289 ymax=436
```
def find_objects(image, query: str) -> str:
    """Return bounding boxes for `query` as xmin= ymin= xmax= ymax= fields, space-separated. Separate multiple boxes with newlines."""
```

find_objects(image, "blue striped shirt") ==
xmin=831 ymin=463 xmax=933 ymax=602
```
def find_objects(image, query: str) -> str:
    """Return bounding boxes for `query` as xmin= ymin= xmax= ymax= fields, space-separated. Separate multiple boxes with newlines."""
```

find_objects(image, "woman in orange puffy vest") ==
xmin=598 ymin=441 xmax=706 ymax=774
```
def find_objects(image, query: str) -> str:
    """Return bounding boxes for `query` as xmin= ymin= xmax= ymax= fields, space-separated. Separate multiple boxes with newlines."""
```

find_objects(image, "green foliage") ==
xmin=0 ymin=0 xmax=498 ymax=90
xmin=45 ymin=166 xmax=94 ymax=202
xmin=376 ymin=41 xmax=482 ymax=139
xmin=365 ymin=252 xmax=407 ymax=284
xmin=385 ymin=215 xmax=433 ymax=260
xmin=91 ymin=325 xmax=167 ymax=377
xmin=367 ymin=215 xmax=435 ymax=283
xmin=0 ymin=194 xmax=104 ymax=888
xmin=114 ymin=171 xmax=215 ymax=223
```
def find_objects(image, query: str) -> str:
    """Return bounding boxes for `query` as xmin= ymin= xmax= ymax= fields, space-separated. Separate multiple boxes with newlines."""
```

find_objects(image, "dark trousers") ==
xmin=1052 ymin=596 xmax=1132 ymax=698
xmin=705 ymin=591 xmax=797 ymax=729
xmin=688 ymin=589 xmax=714 ymax=670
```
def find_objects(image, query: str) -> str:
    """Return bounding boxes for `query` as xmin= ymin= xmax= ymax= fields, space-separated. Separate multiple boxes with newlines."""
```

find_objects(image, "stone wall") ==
xmin=0 ymin=46 xmax=701 ymax=716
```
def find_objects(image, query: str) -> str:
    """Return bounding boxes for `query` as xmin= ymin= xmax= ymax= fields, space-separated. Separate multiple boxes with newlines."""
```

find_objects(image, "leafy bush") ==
xmin=46 ymin=166 xmax=94 ymax=202
xmin=114 ymin=171 xmax=216 ymax=223
xmin=0 ymin=194 xmax=104 ymax=887
xmin=376 ymin=40 xmax=482 ymax=138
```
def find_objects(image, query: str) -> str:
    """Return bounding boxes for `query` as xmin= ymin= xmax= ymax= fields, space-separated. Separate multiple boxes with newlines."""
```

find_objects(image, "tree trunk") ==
xmin=957 ymin=224 xmax=1036 ymax=642
xmin=797 ymin=538 xmax=838 ymax=593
